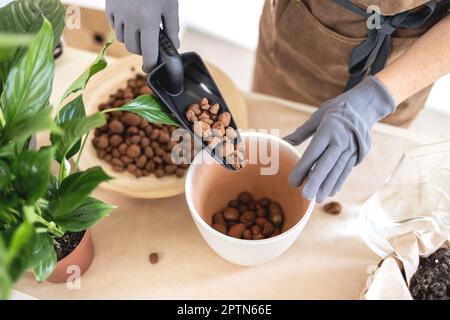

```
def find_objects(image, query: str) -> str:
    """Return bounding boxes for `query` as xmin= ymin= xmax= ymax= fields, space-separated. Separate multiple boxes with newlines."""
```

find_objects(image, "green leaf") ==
xmin=60 ymin=34 xmax=114 ymax=102
xmin=4 ymin=221 xmax=36 ymax=282
xmin=0 ymin=33 xmax=33 ymax=47
xmin=116 ymin=94 xmax=180 ymax=126
xmin=0 ymin=237 xmax=12 ymax=300
xmin=0 ymin=20 xmax=55 ymax=143
xmin=46 ymin=173 xmax=59 ymax=201
xmin=0 ymin=136 xmax=42 ymax=157
xmin=0 ymin=139 xmax=28 ymax=158
xmin=0 ymin=0 xmax=65 ymax=85
xmin=0 ymin=159 xmax=11 ymax=190
xmin=0 ymin=0 xmax=64 ymax=47
xmin=3 ymin=107 xmax=53 ymax=145
xmin=0 ymin=104 xmax=4 ymax=126
xmin=0 ymin=203 xmax=15 ymax=226
xmin=54 ymin=197 xmax=114 ymax=232
xmin=49 ymin=167 xmax=111 ymax=218
xmin=55 ymin=95 xmax=86 ymax=159
xmin=0 ymin=142 xmax=16 ymax=158
xmin=0 ymin=33 xmax=33 ymax=61
xmin=11 ymin=148 xmax=53 ymax=204
xmin=52 ymin=110 xmax=106 ymax=162
xmin=30 ymin=233 xmax=56 ymax=282
xmin=57 ymin=95 xmax=86 ymax=125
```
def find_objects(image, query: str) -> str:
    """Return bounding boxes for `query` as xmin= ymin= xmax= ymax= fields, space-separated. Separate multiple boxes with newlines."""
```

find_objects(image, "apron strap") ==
xmin=332 ymin=0 xmax=450 ymax=91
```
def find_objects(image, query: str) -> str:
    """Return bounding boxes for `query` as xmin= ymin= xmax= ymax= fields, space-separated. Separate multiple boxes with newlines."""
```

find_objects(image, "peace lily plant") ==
xmin=0 ymin=0 xmax=177 ymax=299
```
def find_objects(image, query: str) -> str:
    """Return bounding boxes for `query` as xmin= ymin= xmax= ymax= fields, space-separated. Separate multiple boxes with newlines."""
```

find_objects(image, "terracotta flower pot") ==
xmin=47 ymin=230 xmax=95 ymax=283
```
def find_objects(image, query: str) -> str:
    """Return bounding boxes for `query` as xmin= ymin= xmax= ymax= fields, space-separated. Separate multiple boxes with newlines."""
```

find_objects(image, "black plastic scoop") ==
xmin=147 ymin=28 xmax=243 ymax=171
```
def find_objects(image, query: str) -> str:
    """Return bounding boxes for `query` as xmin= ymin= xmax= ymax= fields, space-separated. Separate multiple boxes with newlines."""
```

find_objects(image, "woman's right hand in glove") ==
xmin=105 ymin=0 xmax=180 ymax=72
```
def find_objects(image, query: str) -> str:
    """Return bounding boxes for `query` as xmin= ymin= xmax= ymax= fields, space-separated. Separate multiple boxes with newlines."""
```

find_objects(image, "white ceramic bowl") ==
xmin=185 ymin=132 xmax=315 ymax=266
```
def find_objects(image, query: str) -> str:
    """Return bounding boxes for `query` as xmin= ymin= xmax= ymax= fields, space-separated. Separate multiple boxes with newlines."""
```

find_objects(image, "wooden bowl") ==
xmin=79 ymin=55 xmax=249 ymax=199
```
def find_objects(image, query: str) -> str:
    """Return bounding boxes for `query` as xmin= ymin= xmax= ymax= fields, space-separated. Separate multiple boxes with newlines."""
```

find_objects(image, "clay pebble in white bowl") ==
xmin=185 ymin=132 xmax=315 ymax=266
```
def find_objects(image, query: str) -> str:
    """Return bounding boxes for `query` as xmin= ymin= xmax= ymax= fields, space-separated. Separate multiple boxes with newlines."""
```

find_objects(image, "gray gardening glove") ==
xmin=105 ymin=0 xmax=180 ymax=72
xmin=285 ymin=76 xmax=396 ymax=203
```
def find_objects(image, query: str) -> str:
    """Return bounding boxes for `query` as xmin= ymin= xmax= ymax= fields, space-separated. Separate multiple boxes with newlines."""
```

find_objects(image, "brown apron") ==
xmin=252 ymin=0 xmax=448 ymax=127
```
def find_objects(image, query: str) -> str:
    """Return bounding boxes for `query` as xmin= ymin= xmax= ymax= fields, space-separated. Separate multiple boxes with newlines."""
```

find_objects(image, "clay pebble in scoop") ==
xmin=185 ymin=97 xmax=247 ymax=170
